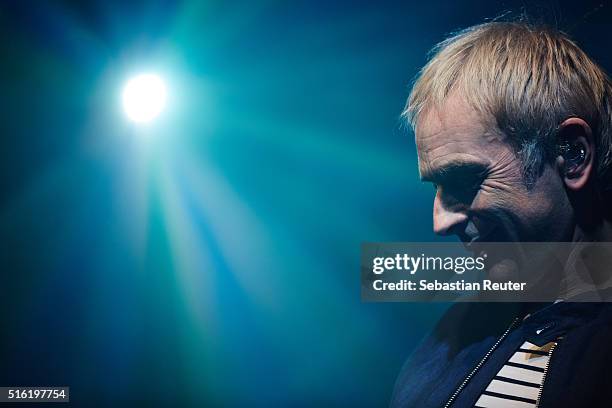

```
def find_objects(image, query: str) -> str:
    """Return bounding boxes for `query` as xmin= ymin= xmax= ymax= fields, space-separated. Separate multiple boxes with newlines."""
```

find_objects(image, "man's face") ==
xmin=416 ymin=93 xmax=574 ymax=245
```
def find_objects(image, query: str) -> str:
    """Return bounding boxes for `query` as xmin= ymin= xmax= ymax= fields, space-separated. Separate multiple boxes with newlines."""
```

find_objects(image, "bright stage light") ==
xmin=122 ymin=73 xmax=167 ymax=123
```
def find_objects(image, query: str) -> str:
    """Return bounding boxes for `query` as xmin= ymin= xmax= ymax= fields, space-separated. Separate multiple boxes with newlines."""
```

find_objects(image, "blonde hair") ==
xmin=404 ymin=21 xmax=612 ymax=188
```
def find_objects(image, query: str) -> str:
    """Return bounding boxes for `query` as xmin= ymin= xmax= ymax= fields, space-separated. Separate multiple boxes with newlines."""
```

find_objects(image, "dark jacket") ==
xmin=390 ymin=301 xmax=612 ymax=407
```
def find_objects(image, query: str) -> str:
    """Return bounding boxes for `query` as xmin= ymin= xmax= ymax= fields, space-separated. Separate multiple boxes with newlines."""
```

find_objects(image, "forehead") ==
xmin=416 ymin=95 xmax=504 ymax=179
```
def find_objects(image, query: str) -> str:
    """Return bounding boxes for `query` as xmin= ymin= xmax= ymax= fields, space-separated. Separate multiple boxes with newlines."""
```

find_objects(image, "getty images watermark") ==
xmin=361 ymin=242 xmax=612 ymax=302
xmin=371 ymin=251 xmax=525 ymax=293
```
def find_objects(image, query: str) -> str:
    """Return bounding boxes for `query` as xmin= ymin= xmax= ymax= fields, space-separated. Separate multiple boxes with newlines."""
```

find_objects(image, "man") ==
xmin=391 ymin=21 xmax=612 ymax=407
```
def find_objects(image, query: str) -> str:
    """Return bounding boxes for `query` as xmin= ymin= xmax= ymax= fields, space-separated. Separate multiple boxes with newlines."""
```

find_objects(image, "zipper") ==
xmin=535 ymin=341 xmax=558 ymax=408
xmin=443 ymin=317 xmax=520 ymax=408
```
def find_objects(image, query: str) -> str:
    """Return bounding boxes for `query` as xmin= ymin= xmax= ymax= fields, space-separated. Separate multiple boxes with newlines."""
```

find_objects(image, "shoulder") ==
xmin=390 ymin=302 xmax=521 ymax=408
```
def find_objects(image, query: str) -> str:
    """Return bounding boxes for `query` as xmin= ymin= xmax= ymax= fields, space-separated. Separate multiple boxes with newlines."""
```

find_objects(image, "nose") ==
xmin=433 ymin=190 xmax=469 ymax=236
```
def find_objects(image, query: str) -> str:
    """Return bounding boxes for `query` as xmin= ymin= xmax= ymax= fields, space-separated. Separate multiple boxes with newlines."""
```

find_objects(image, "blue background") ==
xmin=0 ymin=0 xmax=609 ymax=406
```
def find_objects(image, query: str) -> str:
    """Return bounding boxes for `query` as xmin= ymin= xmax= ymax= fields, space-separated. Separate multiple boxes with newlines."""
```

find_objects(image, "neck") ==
xmin=572 ymin=218 xmax=612 ymax=242
xmin=559 ymin=202 xmax=612 ymax=300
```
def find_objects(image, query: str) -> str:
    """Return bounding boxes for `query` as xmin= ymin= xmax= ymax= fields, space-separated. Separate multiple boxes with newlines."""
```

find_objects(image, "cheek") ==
xmin=471 ymin=188 xmax=527 ymax=221
xmin=522 ymin=170 xmax=573 ymax=232
xmin=473 ymin=167 xmax=571 ymax=238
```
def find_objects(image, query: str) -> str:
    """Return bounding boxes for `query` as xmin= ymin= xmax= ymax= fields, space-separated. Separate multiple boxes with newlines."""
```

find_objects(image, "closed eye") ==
xmin=426 ymin=162 xmax=487 ymax=205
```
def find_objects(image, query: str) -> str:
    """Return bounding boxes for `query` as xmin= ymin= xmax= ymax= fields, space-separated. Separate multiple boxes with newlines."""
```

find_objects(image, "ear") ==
xmin=556 ymin=117 xmax=594 ymax=191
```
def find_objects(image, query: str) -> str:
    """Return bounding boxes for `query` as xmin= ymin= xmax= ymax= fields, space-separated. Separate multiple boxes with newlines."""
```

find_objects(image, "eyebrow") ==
xmin=420 ymin=160 xmax=488 ymax=186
